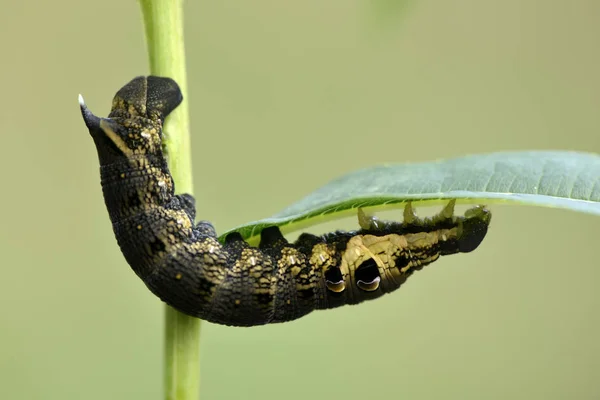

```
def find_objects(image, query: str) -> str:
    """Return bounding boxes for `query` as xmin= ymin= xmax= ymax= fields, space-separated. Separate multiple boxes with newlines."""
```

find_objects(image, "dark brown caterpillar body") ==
xmin=80 ymin=76 xmax=491 ymax=327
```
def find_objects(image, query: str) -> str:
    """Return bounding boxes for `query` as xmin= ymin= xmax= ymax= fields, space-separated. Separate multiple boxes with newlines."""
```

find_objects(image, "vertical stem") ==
xmin=138 ymin=1 xmax=200 ymax=400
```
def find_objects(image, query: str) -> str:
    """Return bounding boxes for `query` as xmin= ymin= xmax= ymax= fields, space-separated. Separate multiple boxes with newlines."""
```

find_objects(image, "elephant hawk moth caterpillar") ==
xmin=80 ymin=76 xmax=491 ymax=327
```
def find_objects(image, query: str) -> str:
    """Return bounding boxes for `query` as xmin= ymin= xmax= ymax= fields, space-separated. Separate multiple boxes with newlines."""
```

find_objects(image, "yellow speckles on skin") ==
xmin=120 ymin=173 xmax=126 ymax=179
xmin=161 ymin=210 xmax=192 ymax=232
xmin=127 ymin=104 xmax=141 ymax=116
xmin=296 ymin=283 xmax=312 ymax=291
xmin=175 ymin=273 xmax=182 ymax=280
xmin=133 ymin=157 xmax=149 ymax=169
xmin=288 ymin=255 xmax=298 ymax=265
xmin=187 ymin=237 xmax=222 ymax=257
xmin=278 ymin=248 xmax=305 ymax=275
xmin=286 ymin=299 xmax=291 ymax=305
xmin=251 ymin=270 xmax=263 ymax=279
xmin=137 ymin=224 xmax=143 ymax=230
xmin=309 ymin=243 xmax=334 ymax=269
xmin=235 ymin=299 xmax=241 ymax=305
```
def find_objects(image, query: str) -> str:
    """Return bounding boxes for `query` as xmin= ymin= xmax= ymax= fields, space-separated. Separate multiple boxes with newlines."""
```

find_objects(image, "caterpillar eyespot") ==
xmin=80 ymin=76 xmax=492 ymax=327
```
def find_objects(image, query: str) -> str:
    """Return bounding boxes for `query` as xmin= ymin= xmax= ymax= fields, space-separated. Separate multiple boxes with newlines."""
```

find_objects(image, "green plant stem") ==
xmin=138 ymin=1 xmax=200 ymax=399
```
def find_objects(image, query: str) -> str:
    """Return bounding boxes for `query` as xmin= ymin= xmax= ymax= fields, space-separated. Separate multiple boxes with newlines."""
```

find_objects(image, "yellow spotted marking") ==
xmin=137 ymin=225 xmax=143 ymax=230
xmin=175 ymin=273 xmax=182 ymax=280
xmin=235 ymin=299 xmax=241 ymax=305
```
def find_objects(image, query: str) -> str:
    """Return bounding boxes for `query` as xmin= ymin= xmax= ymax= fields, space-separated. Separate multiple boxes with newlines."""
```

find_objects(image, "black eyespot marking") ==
xmin=81 ymin=76 xmax=492 ymax=326
xmin=324 ymin=267 xmax=345 ymax=293
xmin=355 ymin=259 xmax=381 ymax=292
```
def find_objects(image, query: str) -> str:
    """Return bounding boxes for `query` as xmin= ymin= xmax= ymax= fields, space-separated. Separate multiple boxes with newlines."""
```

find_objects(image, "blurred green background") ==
xmin=1 ymin=1 xmax=599 ymax=399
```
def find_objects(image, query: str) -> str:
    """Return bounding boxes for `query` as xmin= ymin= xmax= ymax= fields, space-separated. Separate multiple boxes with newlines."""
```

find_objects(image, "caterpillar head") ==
xmin=80 ymin=76 xmax=183 ymax=165
xmin=456 ymin=205 xmax=492 ymax=253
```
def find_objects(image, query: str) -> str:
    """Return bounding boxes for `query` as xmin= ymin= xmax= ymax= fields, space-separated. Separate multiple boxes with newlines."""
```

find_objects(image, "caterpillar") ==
xmin=79 ymin=76 xmax=491 ymax=327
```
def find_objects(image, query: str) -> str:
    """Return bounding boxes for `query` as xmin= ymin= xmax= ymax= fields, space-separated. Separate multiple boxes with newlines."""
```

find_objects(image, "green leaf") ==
xmin=221 ymin=151 xmax=600 ymax=245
